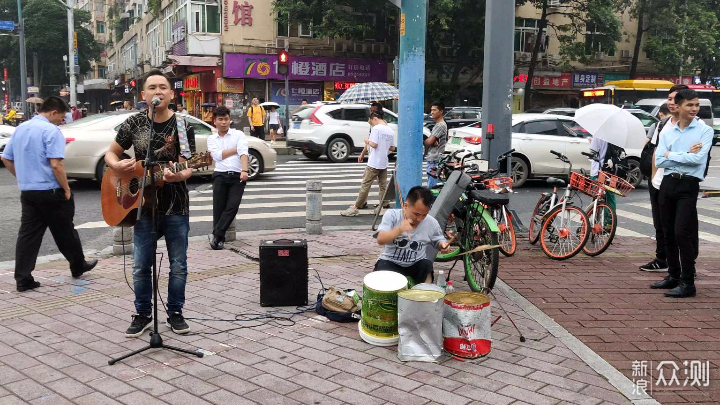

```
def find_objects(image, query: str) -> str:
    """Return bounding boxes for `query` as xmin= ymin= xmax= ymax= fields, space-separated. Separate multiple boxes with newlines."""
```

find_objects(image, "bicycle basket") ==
xmin=482 ymin=176 xmax=513 ymax=193
xmin=597 ymin=171 xmax=635 ymax=197
xmin=569 ymin=172 xmax=605 ymax=199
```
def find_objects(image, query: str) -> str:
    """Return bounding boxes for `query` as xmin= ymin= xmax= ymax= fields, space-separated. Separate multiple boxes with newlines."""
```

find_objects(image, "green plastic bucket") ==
xmin=359 ymin=271 xmax=408 ymax=345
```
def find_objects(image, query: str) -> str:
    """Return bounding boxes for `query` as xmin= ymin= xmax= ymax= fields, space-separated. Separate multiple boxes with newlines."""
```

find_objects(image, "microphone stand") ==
xmin=109 ymin=102 xmax=203 ymax=365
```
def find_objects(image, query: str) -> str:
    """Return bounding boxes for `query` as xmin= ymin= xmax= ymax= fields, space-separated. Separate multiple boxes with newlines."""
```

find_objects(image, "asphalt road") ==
xmin=1 ymin=149 xmax=719 ymax=264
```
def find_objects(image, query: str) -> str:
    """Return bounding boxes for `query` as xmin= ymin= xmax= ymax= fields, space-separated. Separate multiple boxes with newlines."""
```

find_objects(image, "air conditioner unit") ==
xmin=276 ymin=38 xmax=288 ymax=49
xmin=371 ymin=44 xmax=385 ymax=54
xmin=164 ymin=41 xmax=173 ymax=53
xmin=353 ymin=43 xmax=367 ymax=53
xmin=548 ymin=0 xmax=561 ymax=7
xmin=334 ymin=42 xmax=347 ymax=52
xmin=595 ymin=51 xmax=607 ymax=58
xmin=265 ymin=43 xmax=276 ymax=54
xmin=621 ymin=49 xmax=631 ymax=58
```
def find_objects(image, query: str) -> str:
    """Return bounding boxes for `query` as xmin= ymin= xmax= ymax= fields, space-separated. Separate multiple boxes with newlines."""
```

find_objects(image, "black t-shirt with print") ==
xmin=115 ymin=112 xmax=190 ymax=216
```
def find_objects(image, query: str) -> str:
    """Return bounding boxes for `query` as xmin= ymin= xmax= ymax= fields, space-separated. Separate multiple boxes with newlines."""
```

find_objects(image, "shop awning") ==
xmin=168 ymin=55 xmax=220 ymax=67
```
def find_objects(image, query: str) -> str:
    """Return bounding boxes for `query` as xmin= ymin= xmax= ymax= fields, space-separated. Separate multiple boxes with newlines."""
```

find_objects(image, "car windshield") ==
xmin=630 ymin=111 xmax=657 ymax=126
xmin=635 ymin=105 xmax=656 ymax=114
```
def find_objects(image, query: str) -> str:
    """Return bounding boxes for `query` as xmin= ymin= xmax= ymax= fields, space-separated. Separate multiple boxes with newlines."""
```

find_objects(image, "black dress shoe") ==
xmin=650 ymin=276 xmax=680 ymax=289
xmin=72 ymin=259 xmax=98 ymax=278
xmin=210 ymin=237 xmax=224 ymax=250
xmin=664 ymin=283 xmax=696 ymax=298
xmin=17 ymin=281 xmax=41 ymax=292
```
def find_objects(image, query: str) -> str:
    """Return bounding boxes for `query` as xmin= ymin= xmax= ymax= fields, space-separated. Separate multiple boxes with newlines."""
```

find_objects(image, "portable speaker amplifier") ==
xmin=259 ymin=239 xmax=308 ymax=307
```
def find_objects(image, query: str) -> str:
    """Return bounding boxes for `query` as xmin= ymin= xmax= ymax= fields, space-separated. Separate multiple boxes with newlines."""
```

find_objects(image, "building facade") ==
xmin=82 ymin=0 xmax=395 ymax=124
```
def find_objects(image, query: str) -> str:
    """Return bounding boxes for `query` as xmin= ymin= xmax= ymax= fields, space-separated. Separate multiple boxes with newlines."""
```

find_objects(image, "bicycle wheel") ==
xmin=528 ymin=195 xmax=550 ymax=245
xmin=463 ymin=214 xmax=499 ymax=293
xmin=436 ymin=212 xmax=461 ymax=262
xmin=583 ymin=202 xmax=617 ymax=256
xmin=539 ymin=205 xmax=589 ymax=260
xmin=497 ymin=208 xmax=517 ymax=257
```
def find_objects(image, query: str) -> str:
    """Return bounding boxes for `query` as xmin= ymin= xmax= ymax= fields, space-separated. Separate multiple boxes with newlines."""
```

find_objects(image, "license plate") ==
xmin=293 ymin=122 xmax=301 ymax=129
xmin=451 ymin=137 xmax=461 ymax=145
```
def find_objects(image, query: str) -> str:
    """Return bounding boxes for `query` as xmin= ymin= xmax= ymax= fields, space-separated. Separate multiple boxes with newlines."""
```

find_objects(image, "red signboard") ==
xmin=513 ymin=74 xmax=528 ymax=83
xmin=532 ymin=73 xmax=573 ymax=89
xmin=183 ymin=74 xmax=200 ymax=91
xmin=334 ymin=82 xmax=358 ymax=90
xmin=4 ymin=68 xmax=8 ymax=109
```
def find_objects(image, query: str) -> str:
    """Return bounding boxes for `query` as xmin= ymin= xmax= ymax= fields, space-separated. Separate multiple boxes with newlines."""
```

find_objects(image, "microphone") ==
xmin=151 ymin=97 xmax=161 ymax=106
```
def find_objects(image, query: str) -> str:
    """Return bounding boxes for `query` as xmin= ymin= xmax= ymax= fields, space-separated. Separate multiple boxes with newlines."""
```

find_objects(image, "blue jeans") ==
xmin=426 ymin=161 xmax=440 ymax=189
xmin=133 ymin=213 xmax=189 ymax=316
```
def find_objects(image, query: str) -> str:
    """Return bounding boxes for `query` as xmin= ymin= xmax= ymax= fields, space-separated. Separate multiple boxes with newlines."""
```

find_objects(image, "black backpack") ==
xmin=640 ymin=117 xmax=670 ymax=177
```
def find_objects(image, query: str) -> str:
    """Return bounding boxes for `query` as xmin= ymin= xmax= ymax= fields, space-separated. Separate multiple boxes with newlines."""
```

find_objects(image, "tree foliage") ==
xmin=520 ymin=0 xmax=621 ymax=106
xmin=0 ymin=0 xmax=102 ymax=98
xmin=640 ymin=0 xmax=720 ymax=82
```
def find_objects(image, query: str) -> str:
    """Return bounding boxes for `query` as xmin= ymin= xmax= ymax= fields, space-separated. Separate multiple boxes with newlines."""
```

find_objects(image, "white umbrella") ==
xmin=573 ymin=104 xmax=646 ymax=151
xmin=260 ymin=101 xmax=280 ymax=108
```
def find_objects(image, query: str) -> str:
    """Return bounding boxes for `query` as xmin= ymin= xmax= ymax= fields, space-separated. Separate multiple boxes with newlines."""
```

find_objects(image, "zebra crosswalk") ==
xmin=76 ymin=160 xmax=423 ymax=230
xmin=74 ymin=158 xmax=720 ymax=247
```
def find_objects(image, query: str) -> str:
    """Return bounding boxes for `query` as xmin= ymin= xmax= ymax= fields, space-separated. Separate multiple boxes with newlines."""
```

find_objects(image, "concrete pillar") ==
xmin=225 ymin=220 xmax=236 ymax=242
xmin=396 ymin=0 xmax=428 ymax=202
xmin=113 ymin=227 xmax=133 ymax=255
xmin=480 ymin=0 xmax=515 ymax=172
xmin=306 ymin=180 xmax=322 ymax=235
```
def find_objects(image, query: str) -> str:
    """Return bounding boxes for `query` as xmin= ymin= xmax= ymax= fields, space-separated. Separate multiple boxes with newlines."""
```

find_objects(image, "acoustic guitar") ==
xmin=101 ymin=152 xmax=213 ymax=227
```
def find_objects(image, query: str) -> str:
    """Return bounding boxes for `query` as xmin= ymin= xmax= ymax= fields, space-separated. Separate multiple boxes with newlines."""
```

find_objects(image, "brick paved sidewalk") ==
xmin=0 ymin=229 xmax=657 ymax=405
xmin=501 ymin=236 xmax=720 ymax=405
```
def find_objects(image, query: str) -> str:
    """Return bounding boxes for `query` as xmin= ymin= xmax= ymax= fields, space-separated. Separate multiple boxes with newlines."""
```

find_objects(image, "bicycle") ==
xmin=581 ymin=150 xmax=634 ymax=256
xmin=528 ymin=150 xmax=591 ymax=260
xmin=429 ymin=149 xmax=514 ymax=292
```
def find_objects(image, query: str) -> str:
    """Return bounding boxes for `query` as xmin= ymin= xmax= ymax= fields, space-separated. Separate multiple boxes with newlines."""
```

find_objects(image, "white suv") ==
xmin=287 ymin=103 xmax=431 ymax=162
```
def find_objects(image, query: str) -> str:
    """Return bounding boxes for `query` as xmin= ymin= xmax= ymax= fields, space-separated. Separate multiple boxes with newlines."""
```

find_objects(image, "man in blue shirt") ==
xmin=651 ymin=89 xmax=713 ymax=298
xmin=1 ymin=97 xmax=97 ymax=292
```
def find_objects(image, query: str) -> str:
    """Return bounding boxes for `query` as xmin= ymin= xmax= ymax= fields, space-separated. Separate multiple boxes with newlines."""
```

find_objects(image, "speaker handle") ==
xmin=267 ymin=239 xmax=302 ymax=245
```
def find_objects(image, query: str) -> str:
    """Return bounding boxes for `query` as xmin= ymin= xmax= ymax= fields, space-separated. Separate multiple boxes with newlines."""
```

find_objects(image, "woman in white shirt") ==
xmin=267 ymin=106 xmax=280 ymax=144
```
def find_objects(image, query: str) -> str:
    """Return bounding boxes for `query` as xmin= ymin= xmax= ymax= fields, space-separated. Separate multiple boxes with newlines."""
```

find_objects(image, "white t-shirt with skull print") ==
xmin=377 ymin=209 xmax=446 ymax=266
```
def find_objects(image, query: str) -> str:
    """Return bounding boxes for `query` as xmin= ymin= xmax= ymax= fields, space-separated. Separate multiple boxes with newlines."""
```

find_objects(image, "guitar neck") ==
xmin=147 ymin=161 xmax=188 ymax=183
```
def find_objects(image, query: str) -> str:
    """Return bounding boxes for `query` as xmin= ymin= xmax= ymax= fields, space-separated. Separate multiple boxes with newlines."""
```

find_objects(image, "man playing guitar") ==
xmin=105 ymin=70 xmax=194 ymax=337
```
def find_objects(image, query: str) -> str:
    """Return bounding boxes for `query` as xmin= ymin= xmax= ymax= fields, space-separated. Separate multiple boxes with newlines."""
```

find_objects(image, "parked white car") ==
xmin=445 ymin=113 xmax=643 ymax=188
xmin=287 ymin=103 xmax=432 ymax=162
xmin=0 ymin=124 xmax=16 ymax=157
xmin=60 ymin=112 xmax=276 ymax=184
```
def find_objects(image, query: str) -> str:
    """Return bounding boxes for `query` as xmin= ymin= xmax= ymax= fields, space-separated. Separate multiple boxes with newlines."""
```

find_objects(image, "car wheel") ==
xmin=623 ymin=157 xmax=642 ymax=188
xmin=327 ymin=138 xmax=351 ymax=163
xmin=247 ymin=150 xmax=264 ymax=181
xmin=510 ymin=157 xmax=529 ymax=188
xmin=302 ymin=150 xmax=321 ymax=160
xmin=95 ymin=157 xmax=109 ymax=186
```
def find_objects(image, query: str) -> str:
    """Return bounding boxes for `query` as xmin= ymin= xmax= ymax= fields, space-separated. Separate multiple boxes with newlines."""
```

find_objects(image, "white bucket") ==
xmin=359 ymin=271 xmax=408 ymax=346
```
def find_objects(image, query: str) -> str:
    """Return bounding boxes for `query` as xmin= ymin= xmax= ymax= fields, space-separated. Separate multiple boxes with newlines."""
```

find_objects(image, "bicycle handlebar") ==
xmin=550 ymin=150 xmax=563 ymax=158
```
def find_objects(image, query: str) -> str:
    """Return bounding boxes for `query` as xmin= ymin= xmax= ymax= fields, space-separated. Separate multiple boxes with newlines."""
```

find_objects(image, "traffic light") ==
xmin=278 ymin=50 xmax=289 ymax=76
xmin=1 ymin=80 xmax=5 ymax=92
xmin=129 ymin=79 xmax=136 ymax=87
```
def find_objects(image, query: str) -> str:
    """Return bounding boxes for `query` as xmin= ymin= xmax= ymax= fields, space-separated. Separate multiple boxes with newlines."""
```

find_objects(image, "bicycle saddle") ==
xmin=470 ymin=189 xmax=510 ymax=206
xmin=546 ymin=177 xmax=566 ymax=187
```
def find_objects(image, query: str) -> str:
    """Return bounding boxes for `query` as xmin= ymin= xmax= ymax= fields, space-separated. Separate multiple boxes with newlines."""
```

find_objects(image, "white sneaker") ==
xmin=340 ymin=206 xmax=360 ymax=217
xmin=270 ymin=140 xmax=276 ymax=145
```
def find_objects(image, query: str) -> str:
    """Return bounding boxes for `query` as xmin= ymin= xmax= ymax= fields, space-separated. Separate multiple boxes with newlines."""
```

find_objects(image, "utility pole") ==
xmin=17 ymin=0 xmax=28 ymax=115
xmin=396 ymin=0 xmax=427 ymax=201
xmin=480 ymin=0 xmax=515 ymax=173
xmin=67 ymin=0 xmax=77 ymax=107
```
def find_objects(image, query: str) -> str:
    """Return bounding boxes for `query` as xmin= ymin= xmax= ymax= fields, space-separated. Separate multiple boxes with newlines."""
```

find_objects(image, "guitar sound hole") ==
xmin=129 ymin=178 xmax=140 ymax=194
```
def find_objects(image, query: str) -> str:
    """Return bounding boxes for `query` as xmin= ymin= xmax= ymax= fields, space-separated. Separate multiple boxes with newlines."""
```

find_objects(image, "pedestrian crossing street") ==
xmin=74 ymin=159 xmax=720 ymax=245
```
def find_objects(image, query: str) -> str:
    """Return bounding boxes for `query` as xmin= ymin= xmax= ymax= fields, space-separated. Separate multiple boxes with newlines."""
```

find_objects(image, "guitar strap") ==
xmin=175 ymin=116 xmax=192 ymax=160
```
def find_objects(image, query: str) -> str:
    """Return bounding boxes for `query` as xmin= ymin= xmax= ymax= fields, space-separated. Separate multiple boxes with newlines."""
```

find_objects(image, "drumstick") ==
xmin=456 ymin=244 xmax=501 ymax=256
